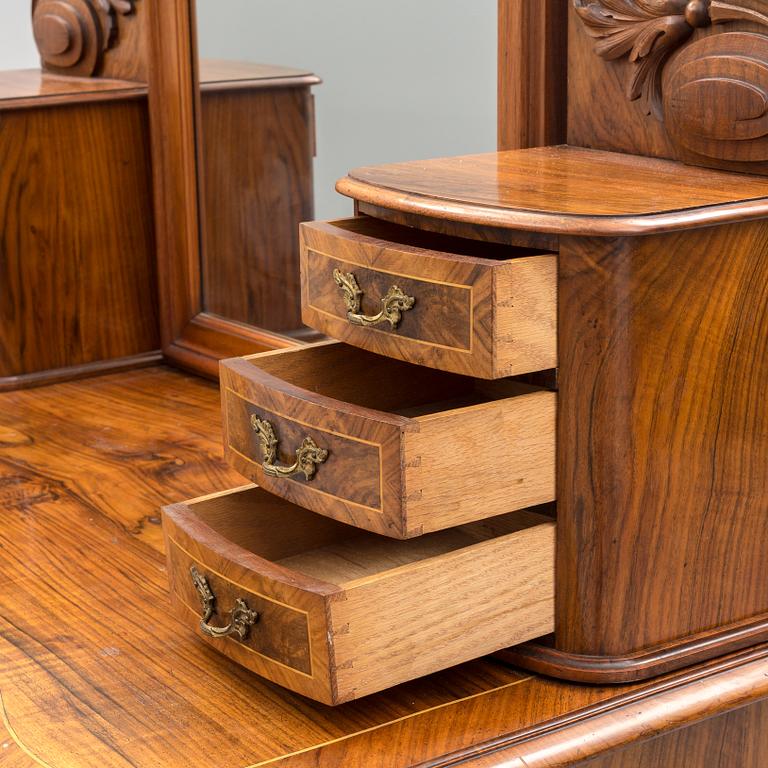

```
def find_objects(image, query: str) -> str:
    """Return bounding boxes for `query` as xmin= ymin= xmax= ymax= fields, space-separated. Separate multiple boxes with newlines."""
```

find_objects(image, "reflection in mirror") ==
xmin=194 ymin=0 xmax=496 ymax=336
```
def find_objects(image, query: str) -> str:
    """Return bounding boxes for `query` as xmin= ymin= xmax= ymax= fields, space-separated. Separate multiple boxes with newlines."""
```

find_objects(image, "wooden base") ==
xmin=0 ymin=351 xmax=162 ymax=392
xmin=501 ymin=614 xmax=768 ymax=684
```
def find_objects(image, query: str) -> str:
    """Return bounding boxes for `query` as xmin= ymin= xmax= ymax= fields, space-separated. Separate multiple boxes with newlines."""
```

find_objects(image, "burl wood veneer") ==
xmin=220 ymin=341 xmax=555 ymax=538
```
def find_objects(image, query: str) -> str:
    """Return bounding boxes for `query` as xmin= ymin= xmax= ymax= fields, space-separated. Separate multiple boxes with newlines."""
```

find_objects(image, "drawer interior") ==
xmin=248 ymin=343 xmax=546 ymax=416
xmin=324 ymin=216 xmax=552 ymax=261
xmin=186 ymin=486 xmax=554 ymax=588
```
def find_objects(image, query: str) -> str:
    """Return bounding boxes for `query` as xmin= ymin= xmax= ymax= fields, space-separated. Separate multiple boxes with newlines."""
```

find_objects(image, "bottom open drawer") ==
xmin=163 ymin=485 xmax=555 ymax=705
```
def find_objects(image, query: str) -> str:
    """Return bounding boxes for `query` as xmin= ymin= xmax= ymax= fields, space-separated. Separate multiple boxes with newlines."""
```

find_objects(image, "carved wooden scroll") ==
xmin=574 ymin=0 xmax=768 ymax=166
xmin=32 ymin=0 xmax=137 ymax=76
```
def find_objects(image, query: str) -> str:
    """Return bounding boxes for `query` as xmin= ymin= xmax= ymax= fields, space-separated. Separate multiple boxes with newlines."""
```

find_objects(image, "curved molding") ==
xmin=573 ymin=0 xmax=768 ymax=118
xmin=32 ymin=0 xmax=138 ymax=77
xmin=499 ymin=613 xmax=768 ymax=683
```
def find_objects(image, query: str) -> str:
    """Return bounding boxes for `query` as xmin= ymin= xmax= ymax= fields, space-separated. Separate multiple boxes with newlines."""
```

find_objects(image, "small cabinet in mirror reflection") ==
xmin=197 ymin=60 xmax=320 ymax=334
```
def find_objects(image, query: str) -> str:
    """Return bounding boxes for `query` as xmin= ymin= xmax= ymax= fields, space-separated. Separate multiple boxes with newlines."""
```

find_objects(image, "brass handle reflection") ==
xmin=250 ymin=415 xmax=328 ymax=481
xmin=333 ymin=269 xmax=415 ymax=329
xmin=190 ymin=566 xmax=259 ymax=641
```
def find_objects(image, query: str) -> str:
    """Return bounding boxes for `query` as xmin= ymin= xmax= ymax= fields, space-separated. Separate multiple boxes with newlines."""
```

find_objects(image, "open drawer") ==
xmin=163 ymin=484 xmax=555 ymax=705
xmin=220 ymin=341 xmax=556 ymax=538
xmin=300 ymin=217 xmax=557 ymax=379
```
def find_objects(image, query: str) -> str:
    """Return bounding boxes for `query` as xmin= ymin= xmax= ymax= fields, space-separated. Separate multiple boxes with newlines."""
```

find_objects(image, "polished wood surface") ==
xmin=221 ymin=343 xmax=556 ymax=538
xmin=498 ymin=0 xmax=568 ymax=150
xmin=165 ymin=486 xmax=554 ymax=704
xmin=3 ymin=367 xmax=768 ymax=766
xmin=201 ymin=83 xmax=316 ymax=332
xmin=0 ymin=97 xmax=159 ymax=386
xmin=199 ymin=59 xmax=320 ymax=89
xmin=0 ymin=69 xmax=145 ymax=108
xmin=553 ymin=220 xmax=768 ymax=664
xmin=300 ymin=217 xmax=557 ymax=378
xmin=337 ymin=146 xmax=768 ymax=235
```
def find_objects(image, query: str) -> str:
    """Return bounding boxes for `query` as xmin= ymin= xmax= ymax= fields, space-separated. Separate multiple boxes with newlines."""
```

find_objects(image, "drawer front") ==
xmin=163 ymin=495 xmax=338 ymax=703
xmin=300 ymin=218 xmax=556 ymax=378
xmin=166 ymin=536 xmax=313 ymax=675
xmin=220 ymin=353 xmax=409 ymax=537
xmin=304 ymin=248 xmax=477 ymax=353
xmin=224 ymin=389 xmax=384 ymax=511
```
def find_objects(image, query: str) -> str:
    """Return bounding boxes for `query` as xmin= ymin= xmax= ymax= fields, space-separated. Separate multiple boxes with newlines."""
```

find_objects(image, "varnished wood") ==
xmin=199 ymin=59 xmax=320 ymax=90
xmin=0 ymin=97 xmax=159 ymax=383
xmin=0 ymin=69 xmax=145 ymax=108
xmin=221 ymin=342 xmax=556 ymax=538
xmin=164 ymin=485 xmax=555 ymax=704
xmin=337 ymin=146 xmax=768 ymax=236
xmin=300 ymin=217 xmax=557 ymax=378
xmin=497 ymin=0 xmax=568 ymax=150
xmin=554 ymin=220 xmax=768 ymax=666
xmin=3 ymin=367 xmax=768 ymax=766
xmin=201 ymin=82 xmax=316 ymax=332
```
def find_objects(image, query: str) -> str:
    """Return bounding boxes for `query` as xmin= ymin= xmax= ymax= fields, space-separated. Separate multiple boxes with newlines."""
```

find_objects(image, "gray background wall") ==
xmin=1 ymin=6 xmax=39 ymax=70
xmin=196 ymin=1 xmax=497 ymax=219
xmin=1 ymin=2 xmax=497 ymax=220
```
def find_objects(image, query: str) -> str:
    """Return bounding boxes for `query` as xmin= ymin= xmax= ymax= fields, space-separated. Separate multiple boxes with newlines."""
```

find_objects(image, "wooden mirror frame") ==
xmin=147 ymin=0 xmax=299 ymax=380
xmin=147 ymin=0 xmax=569 ymax=380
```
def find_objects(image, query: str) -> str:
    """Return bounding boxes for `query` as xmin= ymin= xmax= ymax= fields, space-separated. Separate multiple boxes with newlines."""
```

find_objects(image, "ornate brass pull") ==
xmin=190 ymin=566 xmax=259 ymax=641
xmin=250 ymin=415 xmax=328 ymax=480
xmin=333 ymin=269 xmax=415 ymax=329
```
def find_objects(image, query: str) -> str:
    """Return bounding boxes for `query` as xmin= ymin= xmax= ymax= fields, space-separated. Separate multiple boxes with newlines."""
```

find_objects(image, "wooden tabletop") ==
xmin=2 ymin=367 xmax=768 ymax=767
xmin=337 ymin=146 xmax=768 ymax=236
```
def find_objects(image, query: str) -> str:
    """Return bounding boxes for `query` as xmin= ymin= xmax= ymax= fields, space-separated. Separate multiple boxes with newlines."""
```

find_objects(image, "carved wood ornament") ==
xmin=32 ymin=0 xmax=137 ymax=76
xmin=574 ymin=0 xmax=768 ymax=165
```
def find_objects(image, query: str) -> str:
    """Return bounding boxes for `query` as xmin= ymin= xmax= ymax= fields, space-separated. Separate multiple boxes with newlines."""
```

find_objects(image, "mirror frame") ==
xmin=147 ymin=0 xmax=567 ymax=380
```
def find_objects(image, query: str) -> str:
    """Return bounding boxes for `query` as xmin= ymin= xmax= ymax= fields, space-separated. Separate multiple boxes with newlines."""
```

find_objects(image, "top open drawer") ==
xmin=300 ymin=217 xmax=557 ymax=379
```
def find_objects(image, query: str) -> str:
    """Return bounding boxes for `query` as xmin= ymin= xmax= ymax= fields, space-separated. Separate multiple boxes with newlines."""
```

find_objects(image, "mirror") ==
xmin=192 ymin=0 xmax=497 ymax=338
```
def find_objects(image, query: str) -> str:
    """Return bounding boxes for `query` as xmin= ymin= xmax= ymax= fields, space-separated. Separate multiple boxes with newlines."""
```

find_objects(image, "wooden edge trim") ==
xmin=220 ymin=354 xmax=415 ymax=430
xmin=164 ymin=313 xmax=304 ymax=380
xmin=499 ymin=613 xmax=768 ymax=684
xmin=0 ymin=86 xmax=148 ymax=111
xmin=336 ymin=177 xmax=768 ymax=237
xmin=0 ymin=351 xmax=163 ymax=392
xmin=200 ymin=74 xmax=321 ymax=92
xmin=416 ymin=645 xmax=768 ymax=768
xmin=161 ymin=499 xmax=342 ymax=597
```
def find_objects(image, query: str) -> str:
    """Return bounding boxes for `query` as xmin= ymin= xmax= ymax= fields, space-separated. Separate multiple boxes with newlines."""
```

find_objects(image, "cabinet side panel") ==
xmin=558 ymin=223 xmax=768 ymax=655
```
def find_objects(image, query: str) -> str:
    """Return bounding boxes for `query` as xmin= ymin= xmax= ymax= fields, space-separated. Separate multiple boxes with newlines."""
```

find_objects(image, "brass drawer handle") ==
xmin=250 ymin=415 xmax=328 ymax=481
xmin=190 ymin=566 xmax=259 ymax=641
xmin=333 ymin=269 xmax=415 ymax=329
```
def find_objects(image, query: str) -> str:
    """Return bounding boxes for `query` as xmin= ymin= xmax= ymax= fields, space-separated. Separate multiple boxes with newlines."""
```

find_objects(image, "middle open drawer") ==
xmin=220 ymin=342 xmax=556 ymax=538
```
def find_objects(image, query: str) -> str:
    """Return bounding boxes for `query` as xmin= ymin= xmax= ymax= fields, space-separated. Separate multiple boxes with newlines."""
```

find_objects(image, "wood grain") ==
xmin=498 ymin=0 xmax=568 ymax=150
xmin=201 ymin=84 xmax=316 ymax=332
xmin=337 ymin=146 xmax=768 ymax=236
xmin=221 ymin=343 xmax=556 ymax=538
xmin=556 ymin=220 xmax=768 ymax=660
xmin=165 ymin=486 xmax=555 ymax=704
xmin=0 ymin=98 xmax=159 ymax=382
xmin=3 ymin=366 xmax=768 ymax=765
xmin=300 ymin=217 xmax=557 ymax=378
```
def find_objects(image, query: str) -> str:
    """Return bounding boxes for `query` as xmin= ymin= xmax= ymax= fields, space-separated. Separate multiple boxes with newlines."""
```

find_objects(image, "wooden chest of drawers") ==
xmin=164 ymin=145 xmax=768 ymax=705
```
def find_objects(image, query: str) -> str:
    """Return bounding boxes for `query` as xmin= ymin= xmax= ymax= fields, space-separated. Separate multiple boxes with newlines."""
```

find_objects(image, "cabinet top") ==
xmin=337 ymin=146 xmax=768 ymax=236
